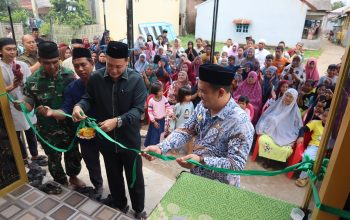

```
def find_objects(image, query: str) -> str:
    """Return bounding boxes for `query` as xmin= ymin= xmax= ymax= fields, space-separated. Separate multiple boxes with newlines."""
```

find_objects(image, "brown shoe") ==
xmin=295 ymin=178 xmax=309 ymax=187
xmin=69 ymin=176 xmax=86 ymax=188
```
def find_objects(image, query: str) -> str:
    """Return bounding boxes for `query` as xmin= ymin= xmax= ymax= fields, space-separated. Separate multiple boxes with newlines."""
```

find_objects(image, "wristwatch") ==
xmin=116 ymin=117 xmax=123 ymax=128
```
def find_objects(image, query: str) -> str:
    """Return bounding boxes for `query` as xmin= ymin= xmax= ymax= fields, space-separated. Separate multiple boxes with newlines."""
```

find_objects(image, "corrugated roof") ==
xmin=307 ymin=0 xmax=331 ymax=11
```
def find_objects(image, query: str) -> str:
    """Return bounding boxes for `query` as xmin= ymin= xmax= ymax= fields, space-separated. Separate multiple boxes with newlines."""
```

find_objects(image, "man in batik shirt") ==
xmin=143 ymin=64 xmax=254 ymax=187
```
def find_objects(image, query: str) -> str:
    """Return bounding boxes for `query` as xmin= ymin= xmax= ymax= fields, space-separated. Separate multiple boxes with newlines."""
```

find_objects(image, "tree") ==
xmin=48 ymin=0 xmax=93 ymax=28
xmin=332 ymin=1 xmax=346 ymax=10
xmin=0 ymin=0 xmax=32 ymax=25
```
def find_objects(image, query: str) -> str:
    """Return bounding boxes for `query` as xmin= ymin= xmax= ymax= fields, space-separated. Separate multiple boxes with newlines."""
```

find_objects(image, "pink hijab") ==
xmin=233 ymin=71 xmax=262 ymax=123
xmin=305 ymin=57 xmax=320 ymax=81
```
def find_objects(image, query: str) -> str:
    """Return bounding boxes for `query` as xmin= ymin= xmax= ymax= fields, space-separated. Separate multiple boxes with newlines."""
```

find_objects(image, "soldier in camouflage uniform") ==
xmin=22 ymin=41 xmax=85 ymax=186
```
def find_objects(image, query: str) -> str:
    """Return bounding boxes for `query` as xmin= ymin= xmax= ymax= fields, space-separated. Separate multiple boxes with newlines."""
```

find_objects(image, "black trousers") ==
xmin=101 ymin=148 xmax=145 ymax=213
xmin=80 ymin=138 xmax=103 ymax=188
xmin=16 ymin=129 xmax=38 ymax=159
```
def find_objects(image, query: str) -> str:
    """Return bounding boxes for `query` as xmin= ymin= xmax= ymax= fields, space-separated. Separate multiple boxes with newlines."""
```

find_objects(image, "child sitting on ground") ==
xmin=237 ymin=95 xmax=253 ymax=121
xmin=295 ymin=109 xmax=329 ymax=187
xmin=144 ymin=81 xmax=173 ymax=147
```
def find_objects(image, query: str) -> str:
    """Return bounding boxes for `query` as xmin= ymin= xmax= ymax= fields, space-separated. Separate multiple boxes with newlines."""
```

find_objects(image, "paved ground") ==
xmin=316 ymin=37 xmax=345 ymax=76
xmin=27 ymin=38 xmax=346 ymax=216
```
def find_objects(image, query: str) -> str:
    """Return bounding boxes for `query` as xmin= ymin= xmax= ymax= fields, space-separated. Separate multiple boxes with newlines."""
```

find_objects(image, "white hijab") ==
xmin=256 ymin=88 xmax=303 ymax=146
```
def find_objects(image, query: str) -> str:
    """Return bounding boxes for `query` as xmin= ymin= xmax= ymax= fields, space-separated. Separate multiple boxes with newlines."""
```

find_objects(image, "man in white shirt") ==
xmin=62 ymin=39 xmax=83 ymax=76
xmin=0 ymin=37 xmax=46 ymax=164
xmin=221 ymin=38 xmax=232 ymax=54
xmin=255 ymin=39 xmax=271 ymax=67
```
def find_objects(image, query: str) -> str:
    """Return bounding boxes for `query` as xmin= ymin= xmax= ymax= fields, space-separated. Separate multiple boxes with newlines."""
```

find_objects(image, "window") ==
xmin=242 ymin=24 xmax=249 ymax=33
xmin=236 ymin=24 xmax=249 ymax=33
xmin=236 ymin=24 xmax=242 ymax=32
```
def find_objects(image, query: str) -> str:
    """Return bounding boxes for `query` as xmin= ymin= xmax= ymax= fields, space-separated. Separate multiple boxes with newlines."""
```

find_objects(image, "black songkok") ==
xmin=72 ymin=48 xmax=92 ymax=60
xmin=199 ymin=64 xmax=234 ymax=86
xmin=106 ymin=41 xmax=129 ymax=59
xmin=38 ymin=41 xmax=59 ymax=59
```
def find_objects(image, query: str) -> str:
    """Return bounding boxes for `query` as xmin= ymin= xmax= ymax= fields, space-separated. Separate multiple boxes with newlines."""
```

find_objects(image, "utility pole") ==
xmin=102 ymin=0 xmax=107 ymax=31
xmin=210 ymin=0 xmax=219 ymax=64
xmin=126 ymin=0 xmax=134 ymax=68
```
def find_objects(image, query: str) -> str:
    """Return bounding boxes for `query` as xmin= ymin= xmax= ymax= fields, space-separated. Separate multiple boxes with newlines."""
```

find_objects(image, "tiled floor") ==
xmin=0 ymin=184 xmax=136 ymax=220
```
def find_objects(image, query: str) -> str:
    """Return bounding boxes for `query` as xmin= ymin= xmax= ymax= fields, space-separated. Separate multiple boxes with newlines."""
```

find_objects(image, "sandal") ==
xmin=295 ymin=178 xmax=309 ymax=187
xmin=39 ymin=182 xmax=62 ymax=195
xmin=134 ymin=211 xmax=147 ymax=220
xmin=31 ymin=155 xmax=48 ymax=166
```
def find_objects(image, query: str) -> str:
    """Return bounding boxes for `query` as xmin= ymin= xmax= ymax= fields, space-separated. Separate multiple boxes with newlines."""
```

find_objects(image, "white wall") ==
xmin=195 ymin=0 xmax=309 ymax=48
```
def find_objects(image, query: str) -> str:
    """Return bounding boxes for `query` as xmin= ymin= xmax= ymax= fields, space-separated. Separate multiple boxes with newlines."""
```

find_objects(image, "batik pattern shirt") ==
xmin=158 ymin=98 xmax=255 ymax=187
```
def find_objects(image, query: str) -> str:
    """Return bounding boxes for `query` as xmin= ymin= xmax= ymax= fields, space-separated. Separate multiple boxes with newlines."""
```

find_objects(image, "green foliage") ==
xmin=177 ymin=34 xmax=226 ymax=52
xmin=48 ymin=0 xmax=93 ymax=28
xmin=0 ymin=8 xmax=32 ymax=24
xmin=0 ymin=0 xmax=20 ymax=12
xmin=40 ymin=22 xmax=51 ymax=35
xmin=331 ymin=1 xmax=346 ymax=10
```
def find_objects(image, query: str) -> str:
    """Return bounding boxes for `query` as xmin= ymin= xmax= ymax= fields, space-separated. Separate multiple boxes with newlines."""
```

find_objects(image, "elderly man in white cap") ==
xmin=255 ymin=39 xmax=271 ymax=67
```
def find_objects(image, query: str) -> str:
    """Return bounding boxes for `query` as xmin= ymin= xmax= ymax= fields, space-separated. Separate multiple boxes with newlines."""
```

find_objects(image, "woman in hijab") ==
xmin=233 ymin=71 xmax=262 ymax=123
xmin=185 ymin=41 xmax=198 ymax=62
xmin=154 ymin=56 xmax=172 ymax=85
xmin=305 ymin=57 xmax=320 ymax=82
xmin=147 ymin=34 xmax=157 ymax=49
xmin=242 ymin=61 xmax=254 ymax=80
xmin=156 ymin=46 xmax=166 ymax=56
xmin=192 ymin=56 xmax=202 ymax=77
xmin=58 ymin=44 xmax=71 ymax=62
xmin=145 ymin=41 xmax=156 ymax=63
xmin=262 ymin=66 xmax=279 ymax=105
xmin=256 ymin=88 xmax=303 ymax=163
xmin=134 ymin=53 xmax=149 ymax=74
xmin=228 ymin=42 xmax=239 ymax=57
xmin=172 ymin=59 xmax=196 ymax=87
xmin=82 ymin=37 xmax=90 ymax=49
xmin=241 ymin=47 xmax=260 ymax=72
xmin=95 ymin=51 xmax=106 ymax=70
xmin=167 ymin=71 xmax=191 ymax=105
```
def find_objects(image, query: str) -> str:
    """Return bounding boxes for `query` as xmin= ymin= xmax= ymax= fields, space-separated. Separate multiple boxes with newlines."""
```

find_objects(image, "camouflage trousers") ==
xmin=39 ymin=141 xmax=82 ymax=185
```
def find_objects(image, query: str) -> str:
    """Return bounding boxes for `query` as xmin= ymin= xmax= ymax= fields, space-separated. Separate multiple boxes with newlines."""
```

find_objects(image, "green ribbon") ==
xmin=1 ymin=92 xmax=350 ymax=219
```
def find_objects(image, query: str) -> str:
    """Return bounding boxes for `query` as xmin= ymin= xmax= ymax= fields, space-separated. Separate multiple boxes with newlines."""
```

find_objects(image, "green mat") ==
xmin=149 ymin=172 xmax=297 ymax=220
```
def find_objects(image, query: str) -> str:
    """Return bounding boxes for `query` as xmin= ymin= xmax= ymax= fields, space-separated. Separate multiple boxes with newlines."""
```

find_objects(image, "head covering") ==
xmin=181 ymin=61 xmax=195 ymax=86
xmin=233 ymin=71 xmax=262 ymax=123
xmin=256 ymin=88 xmax=303 ymax=146
xmin=32 ymin=27 xmax=38 ymax=32
xmin=199 ymin=64 xmax=234 ymax=86
xmin=106 ymin=41 xmax=129 ymax=58
xmin=228 ymin=43 xmax=239 ymax=57
xmin=95 ymin=51 xmax=106 ymax=70
xmin=262 ymin=66 xmax=279 ymax=103
xmin=0 ymin=37 xmax=16 ymax=49
xmin=58 ymin=43 xmax=68 ymax=49
xmin=72 ymin=48 xmax=91 ymax=60
xmin=38 ymin=41 xmax=59 ymax=59
xmin=93 ymin=35 xmax=99 ymax=40
xmin=71 ymin=39 xmax=83 ymax=44
xmin=135 ymin=53 xmax=149 ymax=73
xmin=258 ymin=39 xmax=266 ymax=44
xmin=192 ymin=56 xmax=202 ymax=77
xmin=305 ymin=58 xmax=320 ymax=81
